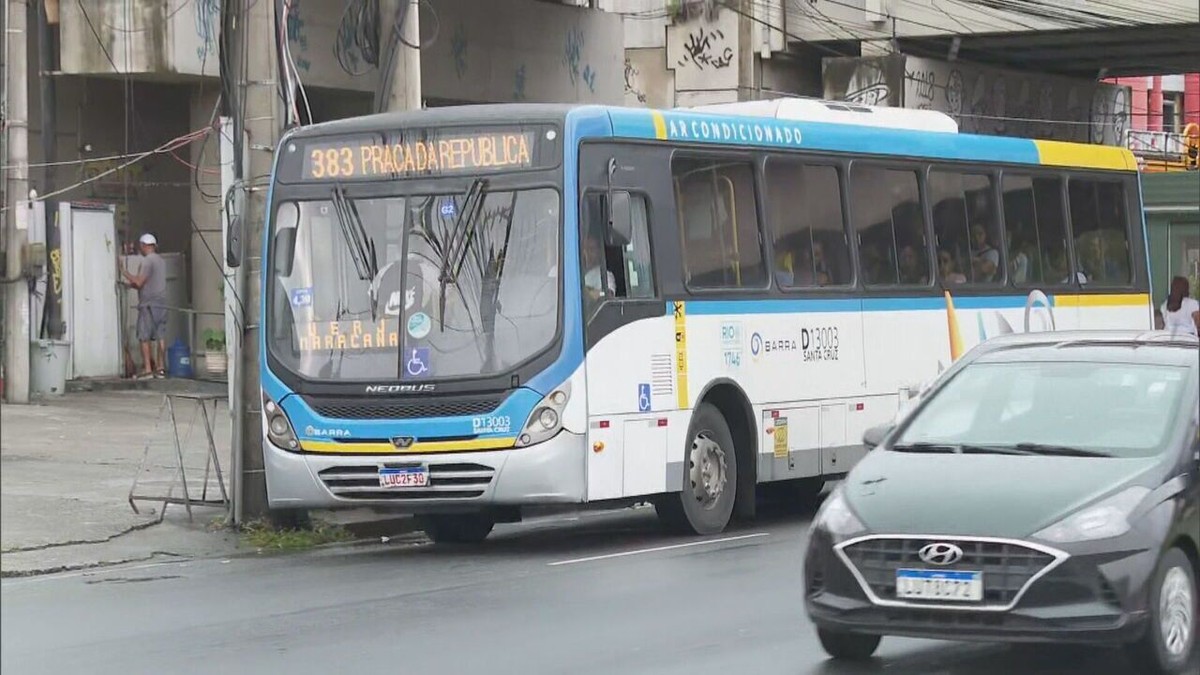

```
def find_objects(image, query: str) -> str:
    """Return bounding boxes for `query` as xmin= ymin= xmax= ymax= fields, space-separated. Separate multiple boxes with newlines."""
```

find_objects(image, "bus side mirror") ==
xmin=273 ymin=229 xmax=297 ymax=277
xmin=863 ymin=423 xmax=893 ymax=450
xmin=226 ymin=215 xmax=243 ymax=268
xmin=610 ymin=191 xmax=633 ymax=246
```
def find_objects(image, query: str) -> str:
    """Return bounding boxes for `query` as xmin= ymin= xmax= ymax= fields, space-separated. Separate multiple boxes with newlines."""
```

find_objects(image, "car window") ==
xmin=896 ymin=360 xmax=1190 ymax=457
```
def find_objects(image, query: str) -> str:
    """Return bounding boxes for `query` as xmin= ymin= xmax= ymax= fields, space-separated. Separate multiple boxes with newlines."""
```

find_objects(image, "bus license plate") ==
xmin=378 ymin=467 xmax=428 ymax=489
xmin=896 ymin=569 xmax=983 ymax=602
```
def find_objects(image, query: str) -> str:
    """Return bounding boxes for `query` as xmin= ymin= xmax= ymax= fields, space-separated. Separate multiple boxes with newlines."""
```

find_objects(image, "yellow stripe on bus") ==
xmin=1034 ymin=140 xmax=1137 ymax=172
xmin=299 ymin=437 xmax=517 ymax=454
xmin=1053 ymin=293 xmax=1151 ymax=307
xmin=673 ymin=300 xmax=688 ymax=409
xmin=651 ymin=111 xmax=668 ymax=140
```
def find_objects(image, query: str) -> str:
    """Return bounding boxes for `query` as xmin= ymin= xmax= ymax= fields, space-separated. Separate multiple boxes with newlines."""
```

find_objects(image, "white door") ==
xmin=68 ymin=208 xmax=121 ymax=378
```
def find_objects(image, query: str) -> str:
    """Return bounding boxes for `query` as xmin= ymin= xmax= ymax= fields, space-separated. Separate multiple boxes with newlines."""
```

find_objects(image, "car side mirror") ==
xmin=863 ymin=423 xmax=894 ymax=450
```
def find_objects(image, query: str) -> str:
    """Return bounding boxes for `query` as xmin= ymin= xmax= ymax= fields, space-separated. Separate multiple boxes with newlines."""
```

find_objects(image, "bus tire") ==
xmin=656 ymin=403 xmax=737 ymax=536
xmin=420 ymin=514 xmax=495 ymax=544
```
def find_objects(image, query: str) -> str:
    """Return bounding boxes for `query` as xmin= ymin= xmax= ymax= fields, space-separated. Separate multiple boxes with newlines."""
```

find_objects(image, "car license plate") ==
xmin=896 ymin=569 xmax=983 ymax=602
xmin=378 ymin=466 xmax=428 ymax=489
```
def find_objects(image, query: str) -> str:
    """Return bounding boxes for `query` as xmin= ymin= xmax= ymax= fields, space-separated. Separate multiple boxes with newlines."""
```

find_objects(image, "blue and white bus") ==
xmin=258 ymin=99 xmax=1151 ymax=542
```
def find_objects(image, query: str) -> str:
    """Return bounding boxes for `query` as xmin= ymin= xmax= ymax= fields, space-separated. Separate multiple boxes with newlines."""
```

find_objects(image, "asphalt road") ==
xmin=1 ymin=503 xmax=1157 ymax=675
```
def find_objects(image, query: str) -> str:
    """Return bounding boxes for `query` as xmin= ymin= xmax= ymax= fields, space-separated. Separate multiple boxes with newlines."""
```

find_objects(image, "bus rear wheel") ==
xmin=419 ymin=514 xmax=495 ymax=544
xmin=656 ymin=403 xmax=738 ymax=536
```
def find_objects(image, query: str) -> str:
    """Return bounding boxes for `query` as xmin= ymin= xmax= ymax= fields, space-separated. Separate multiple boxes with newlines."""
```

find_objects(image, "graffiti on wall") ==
xmin=193 ymin=0 xmax=220 ymax=63
xmin=514 ymin=64 xmax=527 ymax=101
xmin=285 ymin=1 xmax=313 ymax=72
xmin=625 ymin=58 xmax=648 ymax=105
xmin=676 ymin=27 xmax=734 ymax=70
xmin=667 ymin=9 xmax=739 ymax=94
xmin=451 ymin=22 xmax=468 ymax=80
xmin=824 ymin=55 xmax=1131 ymax=145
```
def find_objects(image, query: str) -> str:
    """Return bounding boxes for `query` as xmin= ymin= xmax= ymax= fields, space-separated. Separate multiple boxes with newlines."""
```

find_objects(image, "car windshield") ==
xmin=267 ymin=188 xmax=560 ymax=382
xmin=893 ymin=359 xmax=1190 ymax=458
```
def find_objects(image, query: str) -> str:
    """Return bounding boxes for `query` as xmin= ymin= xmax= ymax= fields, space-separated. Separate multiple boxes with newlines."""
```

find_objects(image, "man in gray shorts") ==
xmin=122 ymin=233 xmax=168 ymax=378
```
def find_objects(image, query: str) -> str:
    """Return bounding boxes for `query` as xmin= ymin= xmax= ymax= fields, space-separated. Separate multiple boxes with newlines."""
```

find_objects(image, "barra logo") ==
xmin=750 ymin=332 xmax=796 ymax=360
xmin=305 ymin=426 xmax=351 ymax=438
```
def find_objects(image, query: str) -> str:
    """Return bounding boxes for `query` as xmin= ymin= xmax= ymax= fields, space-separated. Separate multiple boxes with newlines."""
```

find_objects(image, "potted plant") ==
xmin=203 ymin=328 xmax=227 ymax=375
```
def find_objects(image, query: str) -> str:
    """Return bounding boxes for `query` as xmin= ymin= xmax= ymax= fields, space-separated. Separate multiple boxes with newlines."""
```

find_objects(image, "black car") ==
xmin=803 ymin=331 xmax=1200 ymax=674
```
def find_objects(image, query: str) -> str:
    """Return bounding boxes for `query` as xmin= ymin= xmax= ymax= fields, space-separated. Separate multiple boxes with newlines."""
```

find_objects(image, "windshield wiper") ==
xmin=436 ymin=178 xmax=488 ymax=330
xmin=890 ymin=442 xmax=959 ymax=454
xmin=330 ymin=185 xmax=378 ymax=283
xmin=891 ymin=443 xmax=1033 ymax=456
xmin=1012 ymin=443 xmax=1113 ymax=458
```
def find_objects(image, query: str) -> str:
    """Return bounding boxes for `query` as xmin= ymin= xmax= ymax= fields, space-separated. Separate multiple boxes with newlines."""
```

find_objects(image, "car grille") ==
xmin=302 ymin=392 xmax=506 ymax=420
xmin=837 ymin=537 xmax=1062 ymax=609
xmin=318 ymin=463 xmax=494 ymax=500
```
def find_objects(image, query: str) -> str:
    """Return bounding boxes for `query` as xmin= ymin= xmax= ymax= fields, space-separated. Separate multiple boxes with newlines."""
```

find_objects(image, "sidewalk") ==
xmin=1 ymin=382 xmax=241 ymax=577
xmin=1 ymin=381 xmax=419 ymax=577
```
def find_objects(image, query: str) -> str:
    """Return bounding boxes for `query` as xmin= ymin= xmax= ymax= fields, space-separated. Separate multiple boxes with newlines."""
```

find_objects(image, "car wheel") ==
xmin=420 ymin=514 xmax=495 ymax=544
xmin=654 ymin=403 xmax=737 ymax=536
xmin=1128 ymin=547 xmax=1197 ymax=674
xmin=817 ymin=627 xmax=881 ymax=661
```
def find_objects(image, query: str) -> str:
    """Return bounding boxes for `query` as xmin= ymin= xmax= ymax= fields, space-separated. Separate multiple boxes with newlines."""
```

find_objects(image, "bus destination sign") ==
xmin=298 ymin=130 xmax=538 ymax=181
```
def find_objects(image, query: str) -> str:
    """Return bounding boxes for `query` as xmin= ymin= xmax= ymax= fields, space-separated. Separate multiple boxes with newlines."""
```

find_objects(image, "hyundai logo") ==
xmin=918 ymin=542 xmax=964 ymax=566
xmin=390 ymin=436 xmax=416 ymax=449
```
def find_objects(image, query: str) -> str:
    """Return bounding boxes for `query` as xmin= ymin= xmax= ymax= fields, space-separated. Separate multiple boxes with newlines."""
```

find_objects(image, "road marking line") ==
xmin=548 ymin=532 xmax=770 ymax=567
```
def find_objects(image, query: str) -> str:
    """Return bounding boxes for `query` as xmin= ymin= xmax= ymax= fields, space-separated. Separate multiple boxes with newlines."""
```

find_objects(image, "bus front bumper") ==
xmin=263 ymin=431 xmax=587 ymax=512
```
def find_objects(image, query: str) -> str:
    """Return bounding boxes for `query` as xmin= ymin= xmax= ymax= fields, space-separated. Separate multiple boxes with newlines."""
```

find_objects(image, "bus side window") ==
xmin=1067 ymin=178 xmax=1131 ymax=285
xmin=613 ymin=192 xmax=655 ymax=299
xmin=851 ymin=166 xmax=928 ymax=286
xmin=672 ymin=158 xmax=765 ymax=289
xmin=583 ymin=192 xmax=655 ymax=305
xmin=1003 ymin=174 xmax=1073 ymax=286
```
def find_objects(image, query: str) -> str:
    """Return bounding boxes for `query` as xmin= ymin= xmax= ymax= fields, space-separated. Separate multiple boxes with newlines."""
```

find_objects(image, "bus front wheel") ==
xmin=656 ymin=403 xmax=738 ymax=536
xmin=419 ymin=514 xmax=495 ymax=544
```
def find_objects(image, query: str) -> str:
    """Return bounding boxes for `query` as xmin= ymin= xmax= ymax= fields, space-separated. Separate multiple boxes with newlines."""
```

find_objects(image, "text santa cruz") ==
xmin=665 ymin=118 xmax=804 ymax=146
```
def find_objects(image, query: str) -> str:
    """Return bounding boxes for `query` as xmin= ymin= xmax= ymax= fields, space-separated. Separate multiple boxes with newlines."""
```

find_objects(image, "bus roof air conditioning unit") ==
xmin=684 ymin=97 xmax=960 ymax=134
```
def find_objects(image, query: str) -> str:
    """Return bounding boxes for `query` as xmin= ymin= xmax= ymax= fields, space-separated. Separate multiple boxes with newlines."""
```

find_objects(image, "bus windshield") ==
xmin=268 ymin=188 xmax=560 ymax=383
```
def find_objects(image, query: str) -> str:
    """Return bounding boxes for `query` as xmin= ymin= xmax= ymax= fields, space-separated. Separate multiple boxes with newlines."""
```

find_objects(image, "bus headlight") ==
xmin=515 ymin=382 xmax=571 ymax=447
xmin=263 ymin=393 xmax=300 ymax=451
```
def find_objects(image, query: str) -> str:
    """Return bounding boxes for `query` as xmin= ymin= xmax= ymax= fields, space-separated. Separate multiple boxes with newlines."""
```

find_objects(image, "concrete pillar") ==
xmin=1148 ymin=76 xmax=1163 ymax=132
xmin=189 ymin=88 xmax=224 ymax=367
xmin=1184 ymin=73 xmax=1200 ymax=127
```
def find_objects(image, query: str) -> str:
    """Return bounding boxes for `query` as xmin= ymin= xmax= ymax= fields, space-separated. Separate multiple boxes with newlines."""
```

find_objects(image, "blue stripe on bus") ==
xmin=677 ymin=295 xmax=1036 ymax=316
xmin=606 ymin=109 xmax=1042 ymax=166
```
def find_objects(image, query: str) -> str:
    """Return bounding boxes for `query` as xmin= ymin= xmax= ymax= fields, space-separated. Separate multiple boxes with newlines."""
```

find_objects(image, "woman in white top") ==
xmin=1160 ymin=276 xmax=1200 ymax=337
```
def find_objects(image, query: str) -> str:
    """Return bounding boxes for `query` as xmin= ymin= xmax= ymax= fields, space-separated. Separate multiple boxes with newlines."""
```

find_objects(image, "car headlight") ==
xmin=813 ymin=487 xmax=866 ymax=539
xmin=263 ymin=392 xmax=300 ymax=451
xmin=1033 ymin=486 xmax=1150 ymax=543
xmin=515 ymin=382 xmax=571 ymax=448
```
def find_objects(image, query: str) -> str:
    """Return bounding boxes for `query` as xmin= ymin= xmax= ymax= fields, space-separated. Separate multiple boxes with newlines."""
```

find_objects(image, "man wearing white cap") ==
xmin=121 ymin=233 xmax=168 ymax=378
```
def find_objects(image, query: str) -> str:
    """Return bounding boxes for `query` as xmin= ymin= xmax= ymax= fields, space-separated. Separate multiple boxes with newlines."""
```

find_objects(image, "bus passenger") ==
xmin=938 ymin=250 xmax=967 ymax=285
xmin=971 ymin=224 xmax=1000 ymax=283
xmin=899 ymin=245 xmax=928 ymax=285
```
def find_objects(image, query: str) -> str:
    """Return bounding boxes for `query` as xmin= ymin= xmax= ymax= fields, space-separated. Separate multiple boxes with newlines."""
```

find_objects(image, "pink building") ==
xmin=1109 ymin=73 xmax=1200 ymax=132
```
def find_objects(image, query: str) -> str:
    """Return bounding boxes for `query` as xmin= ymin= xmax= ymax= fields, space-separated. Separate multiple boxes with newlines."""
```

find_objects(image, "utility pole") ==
xmin=231 ymin=0 xmax=280 ymax=523
xmin=3 ymin=0 xmax=31 ymax=404
xmin=377 ymin=0 xmax=421 ymax=112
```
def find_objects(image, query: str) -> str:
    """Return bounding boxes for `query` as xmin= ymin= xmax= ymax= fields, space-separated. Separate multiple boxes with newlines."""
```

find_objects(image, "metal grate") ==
xmin=840 ymin=538 xmax=1057 ymax=608
xmin=318 ymin=463 xmax=494 ymax=501
xmin=303 ymin=392 xmax=506 ymax=420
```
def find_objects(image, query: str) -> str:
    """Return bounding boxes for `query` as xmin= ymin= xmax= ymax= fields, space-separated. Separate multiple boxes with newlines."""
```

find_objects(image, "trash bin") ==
xmin=30 ymin=340 xmax=71 ymax=397
xmin=167 ymin=339 xmax=194 ymax=379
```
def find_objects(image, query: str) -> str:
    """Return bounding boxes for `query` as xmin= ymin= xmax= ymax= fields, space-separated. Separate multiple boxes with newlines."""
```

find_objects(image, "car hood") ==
xmin=843 ymin=451 xmax=1162 ymax=539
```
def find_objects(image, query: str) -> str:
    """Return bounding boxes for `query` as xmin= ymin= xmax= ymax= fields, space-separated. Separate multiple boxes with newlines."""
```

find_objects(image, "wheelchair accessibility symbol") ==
xmin=637 ymin=383 xmax=651 ymax=412
xmin=405 ymin=348 xmax=432 ymax=378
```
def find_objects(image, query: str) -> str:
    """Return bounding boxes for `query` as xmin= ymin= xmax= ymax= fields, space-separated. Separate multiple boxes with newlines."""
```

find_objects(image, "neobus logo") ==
xmin=364 ymin=383 xmax=436 ymax=394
